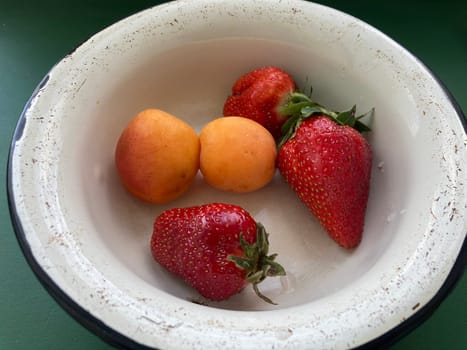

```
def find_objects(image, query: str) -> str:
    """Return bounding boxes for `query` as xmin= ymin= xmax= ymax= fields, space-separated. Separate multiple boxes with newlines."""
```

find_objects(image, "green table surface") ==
xmin=1 ymin=0 xmax=465 ymax=349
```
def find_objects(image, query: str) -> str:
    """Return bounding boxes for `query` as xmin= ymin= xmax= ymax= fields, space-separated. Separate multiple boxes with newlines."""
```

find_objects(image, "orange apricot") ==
xmin=115 ymin=109 xmax=199 ymax=203
xmin=199 ymin=116 xmax=277 ymax=193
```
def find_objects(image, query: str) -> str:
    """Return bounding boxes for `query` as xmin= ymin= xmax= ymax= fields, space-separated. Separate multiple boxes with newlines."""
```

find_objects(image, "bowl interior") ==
xmin=55 ymin=35 xmax=417 ymax=311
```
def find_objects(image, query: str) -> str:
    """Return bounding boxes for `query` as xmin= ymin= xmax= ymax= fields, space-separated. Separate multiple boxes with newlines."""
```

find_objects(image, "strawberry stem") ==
xmin=278 ymin=92 xmax=373 ymax=148
xmin=227 ymin=222 xmax=285 ymax=305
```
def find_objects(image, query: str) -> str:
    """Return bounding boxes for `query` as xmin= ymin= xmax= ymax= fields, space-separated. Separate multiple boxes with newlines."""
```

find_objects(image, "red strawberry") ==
xmin=277 ymin=94 xmax=373 ymax=249
xmin=223 ymin=66 xmax=297 ymax=140
xmin=150 ymin=203 xmax=285 ymax=304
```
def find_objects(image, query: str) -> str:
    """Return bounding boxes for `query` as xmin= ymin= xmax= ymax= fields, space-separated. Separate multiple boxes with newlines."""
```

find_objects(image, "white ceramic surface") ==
xmin=8 ymin=0 xmax=466 ymax=349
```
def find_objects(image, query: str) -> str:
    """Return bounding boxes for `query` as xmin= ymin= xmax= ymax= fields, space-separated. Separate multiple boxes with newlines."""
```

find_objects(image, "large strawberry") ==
xmin=223 ymin=66 xmax=297 ymax=140
xmin=150 ymin=203 xmax=285 ymax=304
xmin=277 ymin=93 xmax=373 ymax=249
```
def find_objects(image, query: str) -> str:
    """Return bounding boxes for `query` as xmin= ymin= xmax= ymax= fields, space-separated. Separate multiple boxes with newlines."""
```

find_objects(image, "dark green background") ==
xmin=1 ymin=1 xmax=465 ymax=349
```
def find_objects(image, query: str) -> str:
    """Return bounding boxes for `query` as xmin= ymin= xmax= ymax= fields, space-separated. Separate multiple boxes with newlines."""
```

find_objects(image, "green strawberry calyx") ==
xmin=278 ymin=92 xmax=374 ymax=148
xmin=227 ymin=222 xmax=286 ymax=305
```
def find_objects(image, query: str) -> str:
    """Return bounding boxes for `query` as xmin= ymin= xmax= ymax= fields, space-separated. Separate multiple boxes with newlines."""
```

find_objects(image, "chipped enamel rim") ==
xmin=7 ymin=0 xmax=466 ymax=349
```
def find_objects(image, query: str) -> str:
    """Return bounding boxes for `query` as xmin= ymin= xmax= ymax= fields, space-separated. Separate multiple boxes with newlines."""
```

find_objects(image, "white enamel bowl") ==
xmin=8 ymin=0 xmax=466 ymax=349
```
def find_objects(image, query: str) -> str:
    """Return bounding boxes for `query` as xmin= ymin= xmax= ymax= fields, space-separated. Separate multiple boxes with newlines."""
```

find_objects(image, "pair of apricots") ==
xmin=115 ymin=109 xmax=277 ymax=204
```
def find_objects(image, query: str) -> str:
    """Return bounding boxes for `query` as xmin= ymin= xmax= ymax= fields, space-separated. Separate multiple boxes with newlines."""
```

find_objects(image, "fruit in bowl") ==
xmin=8 ymin=0 xmax=466 ymax=349
xmin=115 ymin=109 xmax=200 ymax=204
xmin=223 ymin=66 xmax=297 ymax=140
xmin=151 ymin=203 xmax=285 ymax=304
xmin=113 ymin=64 xmax=373 ymax=305
xmin=199 ymin=116 xmax=277 ymax=193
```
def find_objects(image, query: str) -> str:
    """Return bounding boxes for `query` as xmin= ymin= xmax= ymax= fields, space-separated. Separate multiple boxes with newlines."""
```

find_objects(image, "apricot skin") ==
xmin=199 ymin=116 xmax=277 ymax=193
xmin=115 ymin=109 xmax=200 ymax=204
